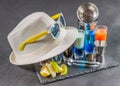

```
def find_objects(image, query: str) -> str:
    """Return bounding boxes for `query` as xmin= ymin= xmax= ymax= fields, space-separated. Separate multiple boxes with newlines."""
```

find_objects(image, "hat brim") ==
xmin=9 ymin=26 xmax=78 ymax=65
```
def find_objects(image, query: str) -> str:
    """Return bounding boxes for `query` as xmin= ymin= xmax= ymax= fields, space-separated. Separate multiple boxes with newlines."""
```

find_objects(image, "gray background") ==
xmin=0 ymin=0 xmax=120 ymax=86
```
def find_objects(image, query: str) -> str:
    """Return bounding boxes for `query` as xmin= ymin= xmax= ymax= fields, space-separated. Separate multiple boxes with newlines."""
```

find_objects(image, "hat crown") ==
xmin=8 ymin=12 xmax=55 ymax=57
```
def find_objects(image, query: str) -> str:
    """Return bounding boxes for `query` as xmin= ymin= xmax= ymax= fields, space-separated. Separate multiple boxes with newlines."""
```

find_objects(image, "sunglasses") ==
xmin=18 ymin=13 xmax=66 ymax=51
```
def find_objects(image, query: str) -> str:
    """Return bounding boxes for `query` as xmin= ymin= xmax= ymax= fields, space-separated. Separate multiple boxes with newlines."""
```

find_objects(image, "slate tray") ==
xmin=34 ymin=56 xmax=119 ymax=84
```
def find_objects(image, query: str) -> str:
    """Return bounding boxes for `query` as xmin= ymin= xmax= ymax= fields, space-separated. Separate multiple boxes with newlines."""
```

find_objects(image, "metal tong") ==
xmin=67 ymin=58 xmax=100 ymax=68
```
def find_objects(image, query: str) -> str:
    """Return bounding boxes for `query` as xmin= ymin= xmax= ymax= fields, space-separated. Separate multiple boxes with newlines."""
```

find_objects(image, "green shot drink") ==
xmin=73 ymin=30 xmax=85 ymax=60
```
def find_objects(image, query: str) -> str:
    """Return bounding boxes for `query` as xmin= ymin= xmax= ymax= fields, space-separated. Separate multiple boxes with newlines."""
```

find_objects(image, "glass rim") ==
xmin=96 ymin=25 xmax=108 ymax=30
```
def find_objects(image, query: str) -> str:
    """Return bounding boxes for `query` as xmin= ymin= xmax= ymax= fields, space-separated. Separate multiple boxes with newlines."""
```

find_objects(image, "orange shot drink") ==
xmin=95 ymin=25 xmax=107 ymax=42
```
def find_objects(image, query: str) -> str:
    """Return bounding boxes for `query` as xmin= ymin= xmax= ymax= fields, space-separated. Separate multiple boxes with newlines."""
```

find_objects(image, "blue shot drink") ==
xmin=85 ymin=29 xmax=96 ymax=62
xmin=73 ymin=30 xmax=85 ymax=60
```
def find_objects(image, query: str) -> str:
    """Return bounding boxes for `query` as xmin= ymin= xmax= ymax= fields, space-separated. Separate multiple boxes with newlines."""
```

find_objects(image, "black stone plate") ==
xmin=34 ymin=56 xmax=119 ymax=84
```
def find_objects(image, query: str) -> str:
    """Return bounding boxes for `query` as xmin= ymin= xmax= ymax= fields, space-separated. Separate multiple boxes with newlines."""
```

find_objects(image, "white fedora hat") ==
xmin=7 ymin=12 xmax=78 ymax=65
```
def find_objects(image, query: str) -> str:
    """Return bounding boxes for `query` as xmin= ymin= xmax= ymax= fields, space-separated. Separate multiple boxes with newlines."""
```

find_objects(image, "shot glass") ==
xmin=85 ymin=30 xmax=96 ymax=62
xmin=63 ymin=45 xmax=74 ymax=63
xmin=73 ymin=30 xmax=85 ymax=60
xmin=95 ymin=25 xmax=108 ymax=63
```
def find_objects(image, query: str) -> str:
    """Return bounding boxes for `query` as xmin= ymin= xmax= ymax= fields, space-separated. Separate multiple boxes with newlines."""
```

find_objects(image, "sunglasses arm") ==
xmin=51 ymin=13 xmax=61 ymax=20
xmin=18 ymin=30 xmax=48 ymax=51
